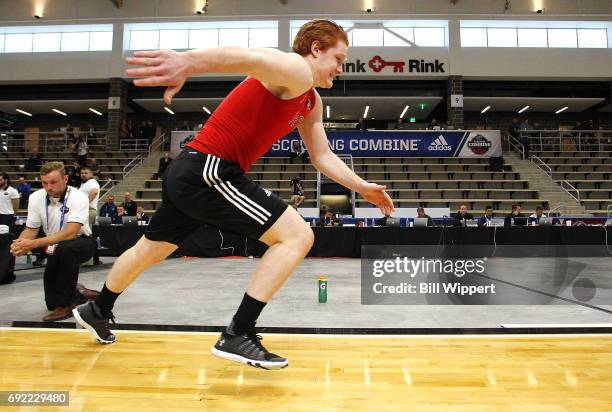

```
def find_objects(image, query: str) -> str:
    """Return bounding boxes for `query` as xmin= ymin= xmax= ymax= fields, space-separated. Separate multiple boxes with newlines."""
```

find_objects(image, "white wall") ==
xmin=1 ymin=0 xmax=611 ymax=22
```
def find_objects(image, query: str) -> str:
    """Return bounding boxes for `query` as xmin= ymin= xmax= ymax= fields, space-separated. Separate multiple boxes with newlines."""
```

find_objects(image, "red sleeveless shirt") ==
xmin=187 ymin=77 xmax=315 ymax=172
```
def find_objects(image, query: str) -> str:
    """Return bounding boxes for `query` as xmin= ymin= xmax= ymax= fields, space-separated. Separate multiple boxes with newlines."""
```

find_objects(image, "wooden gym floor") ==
xmin=1 ymin=328 xmax=611 ymax=411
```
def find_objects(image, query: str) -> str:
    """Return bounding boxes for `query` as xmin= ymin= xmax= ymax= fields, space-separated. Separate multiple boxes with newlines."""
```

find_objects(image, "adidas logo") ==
xmin=428 ymin=135 xmax=452 ymax=151
xmin=263 ymin=188 xmax=272 ymax=197
xmin=219 ymin=338 xmax=225 ymax=346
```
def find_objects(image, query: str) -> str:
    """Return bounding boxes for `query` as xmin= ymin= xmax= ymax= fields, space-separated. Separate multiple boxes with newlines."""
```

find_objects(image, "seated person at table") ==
xmin=477 ymin=205 xmax=495 ymax=227
xmin=114 ymin=205 xmax=126 ymax=225
xmin=504 ymin=204 xmax=527 ymax=227
xmin=99 ymin=195 xmax=118 ymax=222
xmin=528 ymin=206 xmax=547 ymax=225
xmin=317 ymin=210 xmax=342 ymax=227
xmin=452 ymin=204 xmax=474 ymax=227
xmin=416 ymin=207 xmax=434 ymax=227
xmin=136 ymin=206 xmax=149 ymax=224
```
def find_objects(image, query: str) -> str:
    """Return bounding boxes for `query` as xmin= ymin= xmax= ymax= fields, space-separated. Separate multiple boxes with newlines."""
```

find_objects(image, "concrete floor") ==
xmin=1 ymin=256 xmax=611 ymax=329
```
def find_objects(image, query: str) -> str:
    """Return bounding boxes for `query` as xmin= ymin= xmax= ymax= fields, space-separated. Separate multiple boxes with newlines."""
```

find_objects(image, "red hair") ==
xmin=292 ymin=19 xmax=349 ymax=56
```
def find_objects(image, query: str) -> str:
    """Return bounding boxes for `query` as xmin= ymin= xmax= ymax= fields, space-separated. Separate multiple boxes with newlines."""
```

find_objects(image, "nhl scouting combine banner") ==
xmin=265 ymin=130 xmax=502 ymax=158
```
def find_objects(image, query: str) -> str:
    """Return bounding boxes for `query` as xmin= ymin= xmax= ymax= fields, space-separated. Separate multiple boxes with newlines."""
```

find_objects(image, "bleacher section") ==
xmin=534 ymin=150 xmax=612 ymax=216
xmin=0 ymin=150 xmax=147 ymax=213
xmin=137 ymin=156 xmax=550 ymax=215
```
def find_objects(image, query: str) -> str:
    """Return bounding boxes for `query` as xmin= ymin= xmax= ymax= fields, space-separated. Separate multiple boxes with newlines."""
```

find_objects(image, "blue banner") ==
xmin=266 ymin=130 xmax=502 ymax=158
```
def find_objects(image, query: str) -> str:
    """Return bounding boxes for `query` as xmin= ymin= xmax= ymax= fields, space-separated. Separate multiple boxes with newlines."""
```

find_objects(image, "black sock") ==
xmin=228 ymin=293 xmax=267 ymax=336
xmin=94 ymin=283 xmax=122 ymax=318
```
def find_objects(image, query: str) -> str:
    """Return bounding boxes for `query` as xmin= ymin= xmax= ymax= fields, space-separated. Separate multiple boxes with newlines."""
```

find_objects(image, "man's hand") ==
xmin=360 ymin=182 xmax=395 ymax=216
xmin=126 ymin=50 xmax=194 ymax=105
xmin=10 ymin=238 xmax=36 ymax=257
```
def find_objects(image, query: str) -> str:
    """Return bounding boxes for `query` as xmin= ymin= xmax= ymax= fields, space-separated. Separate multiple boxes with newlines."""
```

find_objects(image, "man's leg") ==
xmin=212 ymin=207 xmax=313 ymax=369
xmin=73 ymin=236 xmax=178 ymax=343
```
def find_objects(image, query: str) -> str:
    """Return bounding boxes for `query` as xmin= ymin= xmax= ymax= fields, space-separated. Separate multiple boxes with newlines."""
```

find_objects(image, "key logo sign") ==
xmin=342 ymin=56 xmax=446 ymax=74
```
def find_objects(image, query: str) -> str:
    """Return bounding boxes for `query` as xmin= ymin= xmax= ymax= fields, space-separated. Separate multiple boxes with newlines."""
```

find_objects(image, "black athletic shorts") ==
xmin=144 ymin=149 xmax=288 ymax=245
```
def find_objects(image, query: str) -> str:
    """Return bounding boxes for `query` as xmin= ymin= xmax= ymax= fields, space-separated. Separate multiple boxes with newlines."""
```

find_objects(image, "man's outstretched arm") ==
xmin=126 ymin=48 xmax=313 ymax=104
xmin=297 ymin=91 xmax=395 ymax=216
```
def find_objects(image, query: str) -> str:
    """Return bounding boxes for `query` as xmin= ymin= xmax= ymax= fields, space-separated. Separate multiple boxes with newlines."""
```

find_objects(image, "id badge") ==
xmin=45 ymin=244 xmax=58 ymax=255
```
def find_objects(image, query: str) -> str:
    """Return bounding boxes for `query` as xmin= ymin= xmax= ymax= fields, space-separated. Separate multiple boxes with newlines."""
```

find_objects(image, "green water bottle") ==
xmin=26 ymin=252 xmax=32 ymax=265
xmin=318 ymin=276 xmax=328 ymax=303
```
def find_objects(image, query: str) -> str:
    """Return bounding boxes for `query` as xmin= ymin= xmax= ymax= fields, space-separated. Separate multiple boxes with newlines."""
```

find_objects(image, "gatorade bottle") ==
xmin=318 ymin=276 xmax=327 ymax=303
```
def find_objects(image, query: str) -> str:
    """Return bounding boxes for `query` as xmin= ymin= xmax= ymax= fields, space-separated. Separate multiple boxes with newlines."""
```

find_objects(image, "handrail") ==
xmin=530 ymin=155 xmax=553 ymax=190
xmin=548 ymin=204 xmax=565 ymax=217
xmin=97 ymin=177 xmax=115 ymax=203
xmin=519 ymin=129 xmax=612 ymax=152
xmin=1 ymin=131 xmax=109 ymax=152
xmin=507 ymin=134 xmax=525 ymax=160
xmin=559 ymin=180 xmax=580 ymax=202
xmin=122 ymin=154 xmax=145 ymax=178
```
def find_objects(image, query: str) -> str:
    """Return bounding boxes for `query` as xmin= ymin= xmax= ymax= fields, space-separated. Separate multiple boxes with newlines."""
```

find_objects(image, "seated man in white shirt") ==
xmin=10 ymin=162 xmax=99 ymax=322
xmin=528 ymin=206 xmax=547 ymax=225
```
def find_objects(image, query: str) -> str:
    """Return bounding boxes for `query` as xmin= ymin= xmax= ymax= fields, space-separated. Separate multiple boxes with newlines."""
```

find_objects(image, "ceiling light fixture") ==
xmin=363 ymin=105 xmax=370 ymax=118
xmin=164 ymin=107 xmax=175 ymax=115
xmin=52 ymin=108 xmax=67 ymax=116
xmin=481 ymin=105 xmax=491 ymax=114
xmin=202 ymin=106 xmax=211 ymax=114
xmin=400 ymin=105 xmax=409 ymax=118
xmin=555 ymin=106 xmax=568 ymax=114
xmin=518 ymin=105 xmax=530 ymax=114
xmin=16 ymin=109 xmax=32 ymax=116
xmin=89 ymin=108 xmax=102 ymax=116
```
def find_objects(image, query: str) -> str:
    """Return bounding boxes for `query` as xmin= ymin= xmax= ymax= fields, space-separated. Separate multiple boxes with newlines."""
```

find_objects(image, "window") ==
xmin=219 ymin=28 xmax=249 ymax=47
xmin=0 ymin=25 xmax=112 ymax=53
xmin=159 ymin=30 xmax=189 ymax=49
xmin=383 ymin=28 xmax=414 ymax=46
xmin=353 ymin=28 xmax=384 ymax=46
xmin=577 ymin=29 xmax=607 ymax=48
xmin=414 ymin=27 xmax=445 ymax=46
xmin=487 ymin=28 xmax=517 ymax=47
xmin=249 ymin=28 xmax=278 ymax=48
xmin=189 ymin=29 xmax=219 ymax=48
xmin=130 ymin=30 xmax=159 ymax=50
xmin=517 ymin=28 xmax=548 ymax=47
xmin=33 ymin=32 xmax=61 ymax=52
xmin=460 ymin=28 xmax=487 ymax=47
xmin=547 ymin=29 xmax=577 ymax=48
xmin=61 ymin=32 xmax=89 ymax=51
xmin=4 ymin=33 xmax=33 ymax=53
xmin=89 ymin=31 xmax=113 ymax=51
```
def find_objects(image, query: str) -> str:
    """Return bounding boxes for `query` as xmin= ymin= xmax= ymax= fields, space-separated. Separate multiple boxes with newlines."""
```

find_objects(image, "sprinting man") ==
xmin=73 ymin=19 xmax=394 ymax=370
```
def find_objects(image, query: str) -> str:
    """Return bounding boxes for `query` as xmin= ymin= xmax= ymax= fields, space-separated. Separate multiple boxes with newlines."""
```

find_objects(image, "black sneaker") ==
xmin=72 ymin=301 xmax=116 ymax=344
xmin=212 ymin=329 xmax=288 ymax=370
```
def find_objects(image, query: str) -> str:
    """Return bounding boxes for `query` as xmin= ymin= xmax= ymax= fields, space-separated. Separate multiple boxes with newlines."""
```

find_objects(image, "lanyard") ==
xmin=45 ymin=187 xmax=71 ymax=233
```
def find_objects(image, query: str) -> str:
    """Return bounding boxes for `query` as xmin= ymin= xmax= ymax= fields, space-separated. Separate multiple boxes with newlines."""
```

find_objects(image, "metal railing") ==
xmin=507 ymin=134 xmax=525 ymax=159
xmin=98 ymin=133 xmax=167 ymax=203
xmin=119 ymin=139 xmax=150 ymax=152
xmin=530 ymin=155 xmax=553 ymax=189
xmin=548 ymin=204 xmax=565 ymax=217
xmin=122 ymin=133 xmax=167 ymax=178
xmin=0 ymin=131 xmax=109 ymax=153
xmin=559 ymin=180 xmax=580 ymax=202
xmin=515 ymin=129 xmax=612 ymax=152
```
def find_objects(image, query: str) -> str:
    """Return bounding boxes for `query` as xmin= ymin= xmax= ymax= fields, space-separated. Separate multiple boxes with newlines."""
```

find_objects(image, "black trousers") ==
xmin=43 ymin=237 xmax=96 ymax=310
xmin=0 ymin=214 xmax=15 ymax=234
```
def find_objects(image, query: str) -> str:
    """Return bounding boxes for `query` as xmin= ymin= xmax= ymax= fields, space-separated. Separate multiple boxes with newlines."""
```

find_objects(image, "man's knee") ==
xmin=293 ymin=224 xmax=314 ymax=254
xmin=132 ymin=238 xmax=175 ymax=266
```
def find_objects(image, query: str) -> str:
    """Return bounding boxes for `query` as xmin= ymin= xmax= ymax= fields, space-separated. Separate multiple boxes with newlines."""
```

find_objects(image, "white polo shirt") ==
xmin=0 ymin=185 xmax=20 ymax=215
xmin=79 ymin=178 xmax=100 ymax=210
xmin=26 ymin=186 xmax=91 ymax=236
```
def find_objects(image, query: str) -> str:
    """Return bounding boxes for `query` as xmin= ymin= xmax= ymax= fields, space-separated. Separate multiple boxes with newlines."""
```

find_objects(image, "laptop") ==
xmin=384 ymin=217 xmax=400 ymax=227
xmin=413 ymin=217 xmax=428 ymax=227
xmin=96 ymin=216 xmax=112 ymax=226
xmin=122 ymin=216 xmax=138 ymax=226
xmin=538 ymin=217 xmax=552 ymax=226
xmin=466 ymin=219 xmax=478 ymax=227
xmin=605 ymin=218 xmax=612 ymax=227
